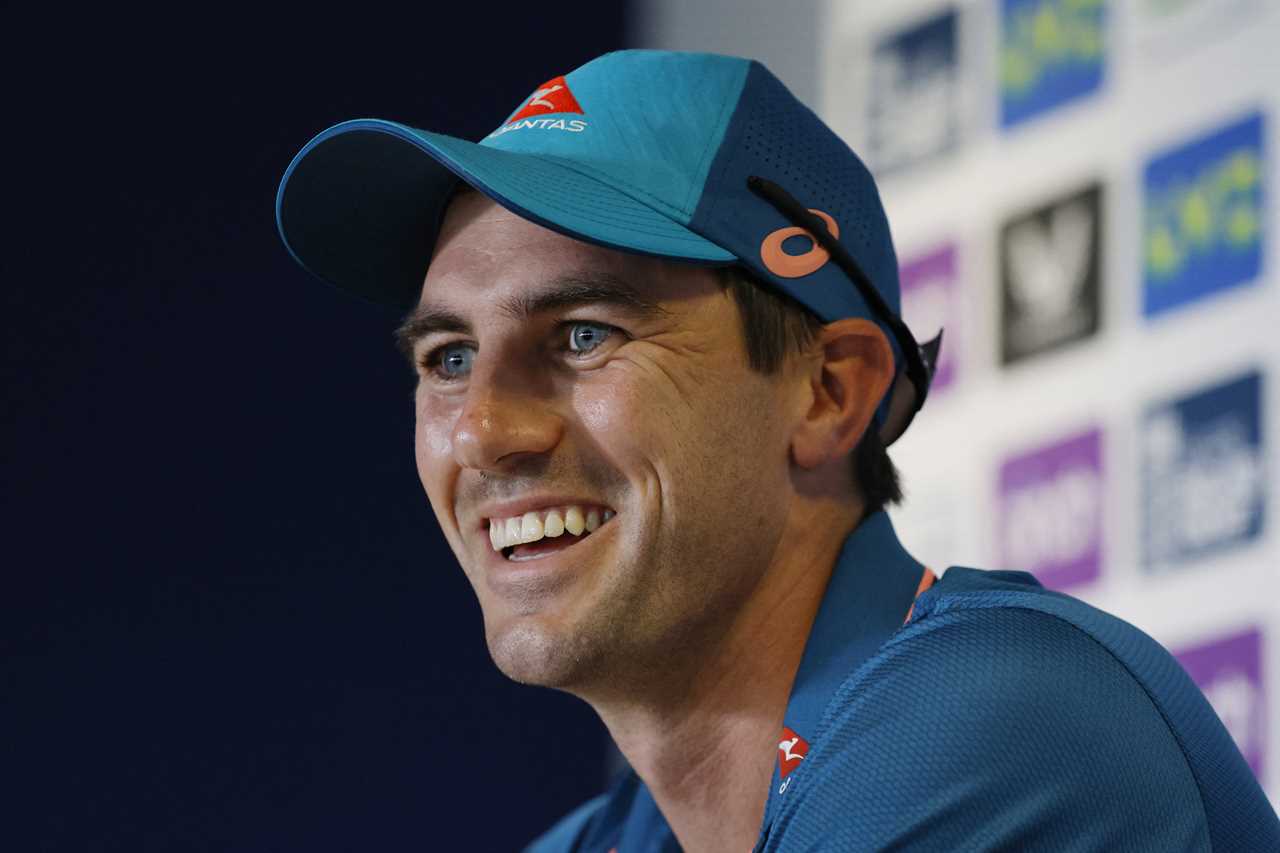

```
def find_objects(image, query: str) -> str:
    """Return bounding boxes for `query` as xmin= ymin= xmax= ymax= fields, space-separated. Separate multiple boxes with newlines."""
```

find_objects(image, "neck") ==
xmin=586 ymin=499 xmax=863 ymax=853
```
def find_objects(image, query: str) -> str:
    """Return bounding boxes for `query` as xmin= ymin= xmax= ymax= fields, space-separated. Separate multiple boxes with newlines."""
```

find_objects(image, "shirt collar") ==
xmin=760 ymin=509 xmax=927 ymax=834
xmin=780 ymin=509 xmax=925 ymax=740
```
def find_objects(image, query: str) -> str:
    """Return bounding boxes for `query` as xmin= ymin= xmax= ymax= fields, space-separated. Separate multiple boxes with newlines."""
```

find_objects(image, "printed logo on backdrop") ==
xmin=998 ymin=427 xmax=1103 ymax=591
xmin=900 ymin=243 xmax=960 ymax=393
xmin=999 ymin=183 xmax=1102 ymax=365
xmin=999 ymin=0 xmax=1106 ymax=128
xmin=1173 ymin=627 xmax=1267 ymax=781
xmin=1142 ymin=370 xmax=1265 ymax=572
xmin=1143 ymin=111 xmax=1265 ymax=318
xmin=867 ymin=8 xmax=961 ymax=175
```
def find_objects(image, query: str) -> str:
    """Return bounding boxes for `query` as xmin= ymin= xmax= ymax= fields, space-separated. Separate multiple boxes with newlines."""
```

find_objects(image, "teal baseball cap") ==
xmin=275 ymin=49 xmax=939 ymax=444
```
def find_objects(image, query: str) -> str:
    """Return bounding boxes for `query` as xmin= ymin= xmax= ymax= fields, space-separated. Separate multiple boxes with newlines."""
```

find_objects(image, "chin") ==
xmin=485 ymin=619 xmax=598 ymax=689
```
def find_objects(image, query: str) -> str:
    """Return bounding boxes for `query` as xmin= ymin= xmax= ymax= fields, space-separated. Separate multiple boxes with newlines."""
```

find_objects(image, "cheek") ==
xmin=571 ymin=363 xmax=784 ymax=497
xmin=414 ymin=397 xmax=459 ymax=494
xmin=571 ymin=370 xmax=683 ymax=470
xmin=574 ymin=383 xmax=632 ymax=435
xmin=415 ymin=398 xmax=476 ymax=560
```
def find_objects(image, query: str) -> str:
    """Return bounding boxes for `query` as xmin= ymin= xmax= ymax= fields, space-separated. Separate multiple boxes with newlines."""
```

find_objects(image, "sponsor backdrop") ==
xmin=823 ymin=0 xmax=1278 ymax=803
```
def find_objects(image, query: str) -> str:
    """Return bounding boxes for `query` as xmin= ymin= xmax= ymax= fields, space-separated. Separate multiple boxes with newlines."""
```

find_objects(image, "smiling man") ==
xmin=277 ymin=51 xmax=1279 ymax=852
xmin=404 ymin=197 xmax=845 ymax=697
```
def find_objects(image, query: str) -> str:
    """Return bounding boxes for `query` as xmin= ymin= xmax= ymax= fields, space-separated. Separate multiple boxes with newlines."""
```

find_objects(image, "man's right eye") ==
xmin=421 ymin=343 xmax=475 ymax=380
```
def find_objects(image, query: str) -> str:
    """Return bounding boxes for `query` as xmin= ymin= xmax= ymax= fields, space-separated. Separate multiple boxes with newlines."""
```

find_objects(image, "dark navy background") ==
xmin=5 ymin=5 xmax=626 ymax=850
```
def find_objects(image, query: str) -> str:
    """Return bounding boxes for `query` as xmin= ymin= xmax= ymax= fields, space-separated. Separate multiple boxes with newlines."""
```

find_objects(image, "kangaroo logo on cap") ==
xmin=760 ymin=210 xmax=840 ymax=278
xmin=508 ymin=75 xmax=585 ymax=122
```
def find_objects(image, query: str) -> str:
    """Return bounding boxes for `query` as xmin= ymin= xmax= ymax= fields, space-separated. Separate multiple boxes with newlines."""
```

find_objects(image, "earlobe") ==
xmin=791 ymin=319 xmax=894 ymax=470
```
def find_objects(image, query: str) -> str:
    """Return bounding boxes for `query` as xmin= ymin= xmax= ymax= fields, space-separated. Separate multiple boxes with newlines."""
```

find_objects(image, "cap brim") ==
xmin=275 ymin=119 xmax=736 ymax=311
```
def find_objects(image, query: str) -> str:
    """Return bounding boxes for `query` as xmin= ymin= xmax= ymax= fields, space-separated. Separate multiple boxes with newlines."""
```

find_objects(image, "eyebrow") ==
xmin=392 ymin=271 xmax=669 ymax=365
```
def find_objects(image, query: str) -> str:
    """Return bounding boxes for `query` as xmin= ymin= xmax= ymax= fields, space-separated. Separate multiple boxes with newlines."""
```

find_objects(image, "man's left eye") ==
xmin=567 ymin=322 xmax=614 ymax=355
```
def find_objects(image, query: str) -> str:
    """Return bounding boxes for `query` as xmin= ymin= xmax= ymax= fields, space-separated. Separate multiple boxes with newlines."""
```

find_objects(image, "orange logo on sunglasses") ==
xmin=760 ymin=209 xmax=839 ymax=278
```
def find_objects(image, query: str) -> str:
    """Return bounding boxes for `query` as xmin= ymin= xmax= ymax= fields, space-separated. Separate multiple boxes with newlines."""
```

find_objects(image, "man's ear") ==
xmin=791 ymin=318 xmax=895 ymax=470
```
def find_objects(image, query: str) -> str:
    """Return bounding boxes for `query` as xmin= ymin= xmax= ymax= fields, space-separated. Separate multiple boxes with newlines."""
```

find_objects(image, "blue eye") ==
xmin=568 ymin=322 xmax=613 ymax=354
xmin=428 ymin=343 xmax=474 ymax=379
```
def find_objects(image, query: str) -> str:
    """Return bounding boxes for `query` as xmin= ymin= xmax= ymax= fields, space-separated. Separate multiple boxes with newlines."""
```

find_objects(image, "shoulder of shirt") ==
xmin=521 ymin=792 xmax=611 ymax=853
xmin=901 ymin=563 xmax=1146 ymax=643
xmin=859 ymin=563 xmax=1178 ymax=726
xmin=770 ymin=565 xmax=1228 ymax=850
xmin=522 ymin=768 xmax=648 ymax=853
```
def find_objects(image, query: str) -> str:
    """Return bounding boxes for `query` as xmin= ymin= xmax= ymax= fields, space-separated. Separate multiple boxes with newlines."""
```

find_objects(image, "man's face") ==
xmin=409 ymin=192 xmax=802 ymax=693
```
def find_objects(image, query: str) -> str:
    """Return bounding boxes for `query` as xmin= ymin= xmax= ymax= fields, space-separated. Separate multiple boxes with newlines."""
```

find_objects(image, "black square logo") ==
xmin=999 ymin=183 xmax=1103 ymax=365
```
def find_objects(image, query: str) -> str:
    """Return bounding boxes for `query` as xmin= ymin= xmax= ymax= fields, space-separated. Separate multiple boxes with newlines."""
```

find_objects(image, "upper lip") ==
xmin=471 ymin=496 xmax=615 ymax=529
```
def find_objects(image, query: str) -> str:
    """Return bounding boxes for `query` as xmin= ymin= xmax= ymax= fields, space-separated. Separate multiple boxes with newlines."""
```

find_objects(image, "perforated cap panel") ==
xmin=690 ymin=62 xmax=904 ymax=436
xmin=736 ymin=83 xmax=893 ymax=289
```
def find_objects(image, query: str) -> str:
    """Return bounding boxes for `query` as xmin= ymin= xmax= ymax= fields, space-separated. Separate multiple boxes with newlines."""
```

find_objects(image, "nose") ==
xmin=450 ymin=365 xmax=563 ymax=472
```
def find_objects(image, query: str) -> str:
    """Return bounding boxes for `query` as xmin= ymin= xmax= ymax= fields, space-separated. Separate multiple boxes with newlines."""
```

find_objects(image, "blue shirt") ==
xmin=526 ymin=511 xmax=1280 ymax=851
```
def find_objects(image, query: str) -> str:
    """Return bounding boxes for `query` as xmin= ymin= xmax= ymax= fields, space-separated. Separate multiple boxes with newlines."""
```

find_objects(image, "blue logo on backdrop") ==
xmin=999 ymin=0 xmax=1106 ymax=128
xmin=868 ymin=8 xmax=960 ymax=174
xmin=1142 ymin=371 xmax=1265 ymax=572
xmin=1143 ymin=112 xmax=1265 ymax=317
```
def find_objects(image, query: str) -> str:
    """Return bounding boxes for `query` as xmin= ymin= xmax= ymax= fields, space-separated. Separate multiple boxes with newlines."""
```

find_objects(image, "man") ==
xmin=276 ymin=50 xmax=1279 ymax=851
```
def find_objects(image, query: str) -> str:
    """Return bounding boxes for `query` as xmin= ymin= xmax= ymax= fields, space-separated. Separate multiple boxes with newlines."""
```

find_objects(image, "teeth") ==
xmin=544 ymin=509 xmax=565 ymax=537
xmin=487 ymin=504 xmax=611 ymax=551
xmin=520 ymin=512 xmax=543 ymax=544
xmin=564 ymin=506 xmax=585 ymax=536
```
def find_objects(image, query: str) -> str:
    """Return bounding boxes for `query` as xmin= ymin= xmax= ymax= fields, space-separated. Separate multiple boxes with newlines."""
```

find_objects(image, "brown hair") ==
xmin=716 ymin=265 xmax=903 ymax=512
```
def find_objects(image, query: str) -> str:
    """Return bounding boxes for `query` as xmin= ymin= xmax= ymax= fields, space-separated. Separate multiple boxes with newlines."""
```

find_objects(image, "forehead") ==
xmin=419 ymin=191 xmax=717 ymax=310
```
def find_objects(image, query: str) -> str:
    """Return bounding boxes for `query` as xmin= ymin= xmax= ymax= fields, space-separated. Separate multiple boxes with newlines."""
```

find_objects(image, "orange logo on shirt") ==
xmin=508 ymin=75 xmax=584 ymax=121
xmin=777 ymin=726 xmax=809 ymax=778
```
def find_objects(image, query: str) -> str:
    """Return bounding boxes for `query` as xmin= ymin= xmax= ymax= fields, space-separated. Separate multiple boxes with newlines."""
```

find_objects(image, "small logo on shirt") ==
xmin=777 ymin=726 xmax=809 ymax=779
xmin=508 ymin=75 xmax=584 ymax=121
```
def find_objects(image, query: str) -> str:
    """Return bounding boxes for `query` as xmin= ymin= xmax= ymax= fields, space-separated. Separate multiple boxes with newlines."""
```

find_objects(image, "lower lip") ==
xmin=482 ymin=519 xmax=615 ymax=594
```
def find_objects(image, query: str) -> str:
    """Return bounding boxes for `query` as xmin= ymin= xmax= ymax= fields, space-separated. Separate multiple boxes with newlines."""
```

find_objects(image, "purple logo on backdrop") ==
xmin=998 ymin=427 xmax=1103 ymax=590
xmin=1174 ymin=627 xmax=1267 ymax=780
xmin=900 ymin=243 xmax=959 ymax=393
